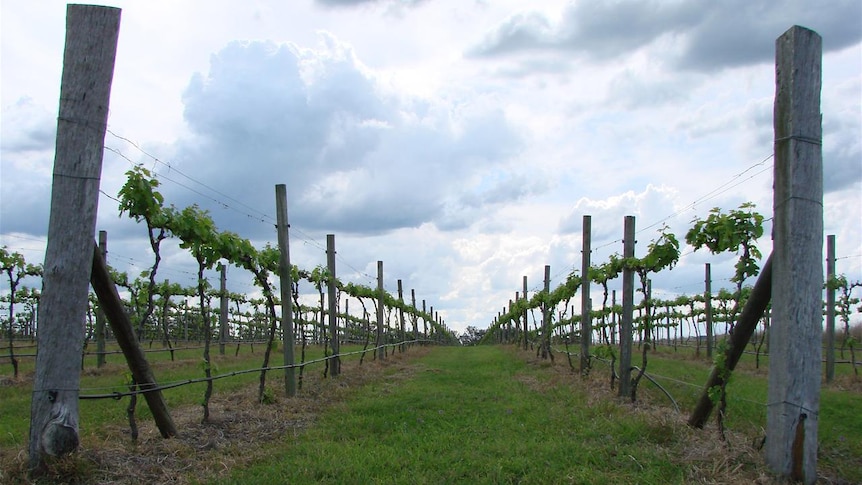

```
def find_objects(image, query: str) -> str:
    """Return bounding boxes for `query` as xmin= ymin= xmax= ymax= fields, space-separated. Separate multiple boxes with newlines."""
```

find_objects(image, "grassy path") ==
xmin=219 ymin=346 xmax=694 ymax=484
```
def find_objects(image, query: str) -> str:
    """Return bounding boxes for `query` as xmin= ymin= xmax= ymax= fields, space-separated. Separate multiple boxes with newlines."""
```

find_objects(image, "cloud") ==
xmin=469 ymin=0 xmax=862 ymax=72
xmin=165 ymin=34 xmax=522 ymax=239
xmin=558 ymin=184 xmax=683 ymax=244
xmin=0 ymin=98 xmax=56 ymax=236
xmin=469 ymin=1 xmax=700 ymax=60
xmin=0 ymin=97 xmax=55 ymax=153
xmin=314 ymin=0 xmax=426 ymax=8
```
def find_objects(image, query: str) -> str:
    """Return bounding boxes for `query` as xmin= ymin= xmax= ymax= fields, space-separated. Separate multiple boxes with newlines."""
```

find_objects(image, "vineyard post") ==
xmin=411 ymin=289 xmax=418 ymax=341
xmin=275 ymin=184 xmax=296 ymax=397
xmin=28 ymin=4 xmax=120 ymax=474
xmin=618 ymin=216 xmax=635 ymax=399
xmin=219 ymin=264 xmax=227 ymax=355
xmin=705 ymin=263 xmax=713 ymax=358
xmin=397 ymin=280 xmax=406 ymax=352
xmin=422 ymin=300 xmax=427 ymax=340
xmin=96 ymin=230 xmax=107 ymax=368
xmin=376 ymin=261 xmax=385 ymax=360
xmin=825 ymin=234 xmax=835 ymax=383
xmin=514 ymin=291 xmax=520 ymax=345
xmin=541 ymin=265 xmax=551 ymax=359
xmin=580 ymin=215 xmax=592 ymax=374
xmin=767 ymin=25 xmax=822 ymax=484
xmin=522 ymin=276 xmax=528 ymax=350
xmin=90 ymin=242 xmax=177 ymax=438
xmin=688 ymin=254 xmax=772 ymax=428
xmin=327 ymin=234 xmax=340 ymax=376
xmin=611 ymin=290 xmax=616 ymax=345
xmin=504 ymin=305 xmax=509 ymax=343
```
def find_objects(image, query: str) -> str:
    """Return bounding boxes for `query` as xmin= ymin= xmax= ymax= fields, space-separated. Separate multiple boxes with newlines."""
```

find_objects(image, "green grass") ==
xmin=2 ymin=342 xmax=860 ymax=484
xmin=216 ymin=346 xmax=694 ymax=484
xmin=628 ymin=344 xmax=862 ymax=482
xmin=0 ymin=341 xmax=367 ymax=451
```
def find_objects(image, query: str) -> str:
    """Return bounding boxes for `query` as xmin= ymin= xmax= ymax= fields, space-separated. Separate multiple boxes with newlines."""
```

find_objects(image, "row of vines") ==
xmin=480 ymin=203 xmax=861 ymax=387
xmin=2 ymin=165 xmax=457 ymax=433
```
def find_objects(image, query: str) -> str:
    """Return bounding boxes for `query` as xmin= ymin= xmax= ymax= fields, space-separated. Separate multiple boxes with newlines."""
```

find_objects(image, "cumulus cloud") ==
xmin=470 ymin=0 xmax=862 ymax=72
xmin=558 ymin=184 xmax=683 ymax=243
xmin=165 ymin=34 xmax=522 ymax=239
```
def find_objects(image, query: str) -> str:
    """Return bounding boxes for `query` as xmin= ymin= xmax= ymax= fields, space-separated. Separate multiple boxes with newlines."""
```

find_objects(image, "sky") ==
xmin=1 ymin=0 xmax=860 ymax=335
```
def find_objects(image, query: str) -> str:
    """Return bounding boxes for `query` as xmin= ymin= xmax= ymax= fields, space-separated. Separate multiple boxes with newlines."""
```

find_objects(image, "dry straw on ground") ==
xmin=1 ymin=348 xmax=428 ymax=485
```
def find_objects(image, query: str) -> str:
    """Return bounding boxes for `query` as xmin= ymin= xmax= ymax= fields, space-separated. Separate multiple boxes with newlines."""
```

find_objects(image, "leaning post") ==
xmin=28 ymin=5 xmax=121 ymax=474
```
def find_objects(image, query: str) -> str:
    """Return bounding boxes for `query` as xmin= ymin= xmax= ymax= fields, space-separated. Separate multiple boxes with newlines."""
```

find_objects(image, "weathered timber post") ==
xmin=28 ymin=5 xmax=120 ymax=474
xmin=541 ymin=265 xmax=551 ymax=359
xmin=95 ymin=230 xmax=107 ymax=368
xmin=397 ymin=280 xmax=406 ymax=352
xmin=326 ymin=234 xmax=340 ymax=376
xmin=611 ymin=290 xmax=616 ymax=345
xmin=411 ymin=289 xmax=418 ymax=341
xmin=275 ymin=184 xmax=296 ymax=397
xmin=422 ymin=299 xmax=427 ymax=341
xmin=825 ymin=234 xmax=835 ymax=383
xmin=767 ymin=25 xmax=822 ymax=485
xmin=90 ymin=243 xmax=177 ymax=437
xmin=219 ymin=264 xmax=227 ymax=355
xmin=522 ymin=276 xmax=529 ymax=350
xmin=705 ymin=263 xmax=713 ymax=358
xmin=430 ymin=306 xmax=435 ymax=341
xmin=618 ymin=216 xmax=635 ymax=399
xmin=580 ymin=215 xmax=592 ymax=374
xmin=688 ymin=254 xmax=772 ymax=428
xmin=376 ymin=261 xmax=385 ymax=360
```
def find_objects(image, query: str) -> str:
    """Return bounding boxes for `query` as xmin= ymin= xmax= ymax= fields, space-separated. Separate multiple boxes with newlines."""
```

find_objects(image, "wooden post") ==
xmin=825 ymin=234 xmax=835 ymax=383
xmin=618 ymin=216 xmax=635 ymax=399
xmin=376 ymin=261 xmax=385 ymax=360
xmin=522 ymin=276 xmax=529 ymax=350
xmin=411 ymin=289 xmax=418 ymax=341
xmin=541 ymin=265 xmax=551 ymax=359
xmin=611 ymin=290 xmax=616 ymax=345
xmin=90 ymin=243 xmax=177 ymax=437
xmin=326 ymin=234 xmax=340 ymax=376
xmin=95 ymin=231 xmax=107 ymax=368
xmin=580 ymin=215 xmax=592 ymax=374
xmin=767 ymin=25 xmax=822 ymax=485
xmin=275 ymin=184 xmax=296 ymax=397
xmin=705 ymin=263 xmax=713 ymax=358
xmin=514 ymin=291 xmax=520 ymax=345
xmin=422 ymin=299 xmax=427 ymax=340
xmin=688 ymin=254 xmax=772 ymax=428
xmin=218 ymin=264 xmax=227 ymax=355
xmin=28 ymin=5 xmax=120 ymax=473
xmin=397 ymin=280 xmax=406 ymax=352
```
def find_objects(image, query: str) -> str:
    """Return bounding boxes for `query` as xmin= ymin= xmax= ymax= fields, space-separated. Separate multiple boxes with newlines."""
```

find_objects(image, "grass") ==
xmin=216 ymin=345 xmax=694 ymax=484
xmin=635 ymin=343 xmax=862 ymax=482
xmin=1 ymin=342 xmax=860 ymax=484
xmin=0 ymin=341 xmax=371 ymax=451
